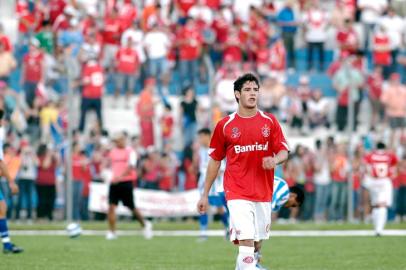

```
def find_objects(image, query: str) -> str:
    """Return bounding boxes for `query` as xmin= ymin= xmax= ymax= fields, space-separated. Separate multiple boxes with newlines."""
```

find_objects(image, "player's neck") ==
xmin=237 ymin=106 xmax=258 ymax=118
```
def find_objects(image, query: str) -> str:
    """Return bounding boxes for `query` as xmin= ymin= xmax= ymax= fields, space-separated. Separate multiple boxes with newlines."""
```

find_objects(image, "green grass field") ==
xmin=3 ymin=221 xmax=406 ymax=270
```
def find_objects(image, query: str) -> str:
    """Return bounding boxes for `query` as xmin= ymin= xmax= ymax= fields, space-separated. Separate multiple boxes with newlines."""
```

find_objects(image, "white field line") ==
xmin=9 ymin=230 xmax=406 ymax=237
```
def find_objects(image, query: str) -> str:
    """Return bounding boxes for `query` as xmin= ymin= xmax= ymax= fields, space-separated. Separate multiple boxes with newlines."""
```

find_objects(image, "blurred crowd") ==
xmin=0 ymin=0 xmax=405 ymax=222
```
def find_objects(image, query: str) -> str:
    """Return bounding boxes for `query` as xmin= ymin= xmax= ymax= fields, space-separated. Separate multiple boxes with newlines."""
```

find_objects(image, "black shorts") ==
xmin=108 ymin=181 xmax=135 ymax=210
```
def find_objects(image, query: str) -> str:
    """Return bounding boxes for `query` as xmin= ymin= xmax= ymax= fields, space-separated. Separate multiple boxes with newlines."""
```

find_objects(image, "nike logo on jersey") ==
xmin=234 ymin=142 xmax=269 ymax=154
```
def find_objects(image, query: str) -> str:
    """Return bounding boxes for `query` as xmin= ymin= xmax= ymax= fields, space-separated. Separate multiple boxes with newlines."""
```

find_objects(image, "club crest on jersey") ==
xmin=231 ymin=127 xmax=241 ymax=139
xmin=261 ymin=125 xmax=270 ymax=138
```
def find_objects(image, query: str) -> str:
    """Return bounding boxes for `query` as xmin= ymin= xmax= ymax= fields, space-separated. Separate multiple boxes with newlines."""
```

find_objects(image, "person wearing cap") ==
xmin=106 ymin=132 xmax=152 ymax=240
xmin=21 ymin=38 xmax=45 ymax=108
xmin=381 ymin=73 xmax=406 ymax=147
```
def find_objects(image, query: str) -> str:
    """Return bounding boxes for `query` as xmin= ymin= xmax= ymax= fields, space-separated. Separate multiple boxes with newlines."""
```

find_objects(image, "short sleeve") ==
xmin=270 ymin=115 xmax=289 ymax=154
xmin=209 ymin=120 xmax=226 ymax=161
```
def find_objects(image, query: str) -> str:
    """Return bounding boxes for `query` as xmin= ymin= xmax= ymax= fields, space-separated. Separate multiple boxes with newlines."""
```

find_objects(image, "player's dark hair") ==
xmin=198 ymin=128 xmax=211 ymax=135
xmin=164 ymin=103 xmax=172 ymax=110
xmin=290 ymin=186 xmax=305 ymax=206
xmin=233 ymin=73 xmax=260 ymax=103
xmin=0 ymin=109 xmax=3 ymax=120
xmin=376 ymin=141 xmax=386 ymax=150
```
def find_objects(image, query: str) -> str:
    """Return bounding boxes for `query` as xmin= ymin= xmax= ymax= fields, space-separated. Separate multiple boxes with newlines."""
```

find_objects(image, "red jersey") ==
xmin=373 ymin=34 xmax=391 ymax=66
xmin=269 ymin=40 xmax=286 ymax=71
xmin=103 ymin=17 xmax=122 ymax=45
xmin=161 ymin=114 xmax=174 ymax=139
xmin=115 ymin=47 xmax=139 ymax=74
xmin=37 ymin=156 xmax=57 ymax=185
xmin=337 ymin=28 xmax=357 ymax=56
xmin=49 ymin=0 xmax=66 ymax=24
xmin=82 ymin=62 xmax=104 ymax=99
xmin=209 ymin=111 xmax=289 ymax=202
xmin=23 ymin=51 xmax=44 ymax=82
xmin=178 ymin=26 xmax=202 ymax=60
xmin=52 ymin=14 xmax=70 ymax=32
xmin=177 ymin=0 xmax=196 ymax=15
xmin=72 ymin=153 xmax=86 ymax=181
xmin=0 ymin=35 xmax=12 ymax=52
xmin=118 ymin=2 xmax=137 ymax=30
xmin=367 ymin=73 xmax=383 ymax=100
xmin=211 ymin=17 xmax=229 ymax=43
xmin=364 ymin=151 xmax=398 ymax=179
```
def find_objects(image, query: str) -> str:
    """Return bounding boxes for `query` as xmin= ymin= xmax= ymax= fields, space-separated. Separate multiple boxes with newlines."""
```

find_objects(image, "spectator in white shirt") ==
xmin=143 ymin=23 xmax=171 ymax=100
xmin=307 ymin=89 xmax=330 ymax=129
xmin=214 ymin=68 xmax=238 ymax=115
xmin=302 ymin=1 xmax=329 ymax=71
xmin=121 ymin=21 xmax=146 ymax=65
xmin=378 ymin=7 xmax=404 ymax=73
xmin=358 ymin=0 xmax=388 ymax=51
xmin=188 ymin=0 xmax=213 ymax=26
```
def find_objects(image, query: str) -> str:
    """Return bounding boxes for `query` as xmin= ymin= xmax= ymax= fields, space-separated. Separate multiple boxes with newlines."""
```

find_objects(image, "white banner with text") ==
xmin=89 ymin=182 xmax=200 ymax=217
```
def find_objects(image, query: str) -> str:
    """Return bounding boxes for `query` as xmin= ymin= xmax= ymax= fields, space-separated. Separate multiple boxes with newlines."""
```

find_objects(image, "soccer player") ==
xmin=197 ymin=73 xmax=289 ymax=270
xmin=0 ymin=108 xmax=23 ymax=254
xmin=106 ymin=132 xmax=152 ymax=240
xmin=197 ymin=128 xmax=228 ymax=241
xmin=363 ymin=142 xmax=398 ymax=236
xmin=256 ymin=176 xmax=305 ymax=270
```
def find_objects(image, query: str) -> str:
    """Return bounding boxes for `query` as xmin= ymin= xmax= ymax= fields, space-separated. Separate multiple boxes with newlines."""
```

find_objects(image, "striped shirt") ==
xmin=271 ymin=176 xmax=290 ymax=211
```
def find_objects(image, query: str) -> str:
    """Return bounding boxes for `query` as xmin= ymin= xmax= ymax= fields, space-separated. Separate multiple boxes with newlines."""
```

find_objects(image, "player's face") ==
xmin=235 ymin=81 xmax=259 ymax=109
xmin=285 ymin=193 xmax=299 ymax=208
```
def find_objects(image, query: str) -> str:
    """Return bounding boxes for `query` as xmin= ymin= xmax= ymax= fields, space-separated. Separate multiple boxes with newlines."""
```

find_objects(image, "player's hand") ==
xmin=9 ymin=182 xmax=19 ymax=195
xmin=197 ymin=196 xmax=209 ymax=214
xmin=262 ymin=156 xmax=277 ymax=170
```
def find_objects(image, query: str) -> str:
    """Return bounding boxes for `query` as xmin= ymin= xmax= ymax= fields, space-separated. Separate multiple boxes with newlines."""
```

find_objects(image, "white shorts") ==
xmin=363 ymin=177 xmax=393 ymax=207
xmin=227 ymin=200 xmax=271 ymax=243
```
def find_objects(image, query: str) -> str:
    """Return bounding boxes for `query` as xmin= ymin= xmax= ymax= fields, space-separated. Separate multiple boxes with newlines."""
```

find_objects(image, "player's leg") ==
xmin=375 ymin=180 xmax=393 ymax=236
xmin=198 ymin=212 xmax=209 ymax=241
xmin=122 ymin=182 xmax=152 ymax=239
xmin=0 ymin=199 xmax=23 ymax=254
xmin=253 ymin=202 xmax=271 ymax=270
xmin=107 ymin=183 xmax=118 ymax=240
xmin=228 ymin=200 xmax=256 ymax=270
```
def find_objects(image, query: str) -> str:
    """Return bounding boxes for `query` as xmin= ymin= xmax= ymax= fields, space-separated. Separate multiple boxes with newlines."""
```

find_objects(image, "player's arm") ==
xmin=197 ymin=158 xmax=221 ymax=214
xmin=0 ymin=160 xmax=18 ymax=194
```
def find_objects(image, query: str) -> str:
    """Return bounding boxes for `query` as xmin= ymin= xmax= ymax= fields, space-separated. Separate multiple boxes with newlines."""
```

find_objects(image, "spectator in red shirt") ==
xmin=372 ymin=25 xmax=391 ymax=79
xmin=137 ymin=78 xmax=156 ymax=148
xmin=52 ymin=5 xmax=76 ymax=33
xmin=36 ymin=144 xmax=59 ymax=221
xmin=79 ymin=58 xmax=105 ymax=132
xmin=177 ymin=17 xmax=203 ymax=89
xmin=114 ymin=37 xmax=140 ymax=107
xmin=160 ymin=103 xmax=174 ymax=147
xmin=101 ymin=7 xmax=122 ymax=72
xmin=366 ymin=66 xmax=384 ymax=131
xmin=48 ymin=0 xmax=67 ymax=24
xmin=21 ymin=38 xmax=45 ymax=108
xmin=71 ymin=142 xmax=88 ymax=221
xmin=336 ymin=19 xmax=358 ymax=57
xmin=0 ymin=24 xmax=12 ymax=53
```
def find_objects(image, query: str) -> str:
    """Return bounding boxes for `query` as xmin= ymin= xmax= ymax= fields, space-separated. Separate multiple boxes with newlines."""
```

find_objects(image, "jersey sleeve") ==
xmin=270 ymin=114 xmax=289 ymax=155
xmin=209 ymin=120 xmax=227 ymax=161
